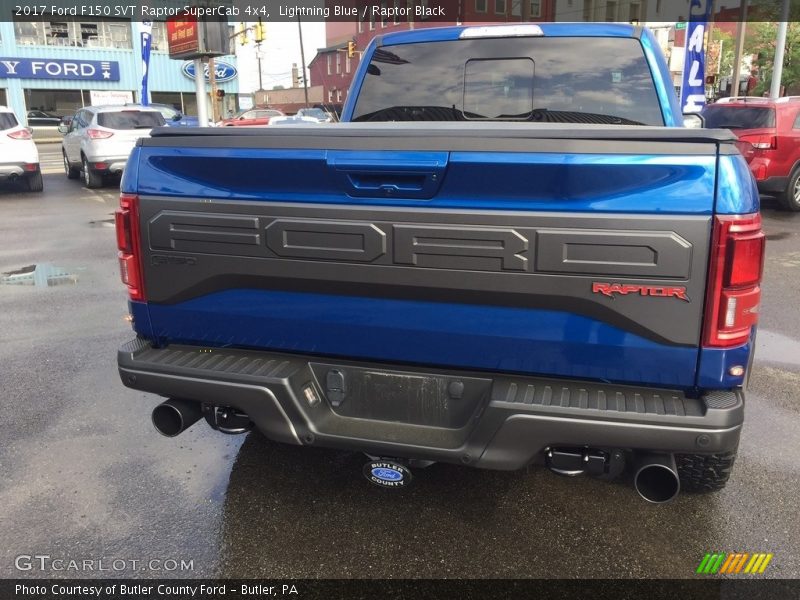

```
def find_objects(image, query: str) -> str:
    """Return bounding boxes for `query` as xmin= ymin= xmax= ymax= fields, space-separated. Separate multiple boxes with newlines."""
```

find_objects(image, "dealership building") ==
xmin=0 ymin=19 xmax=239 ymax=124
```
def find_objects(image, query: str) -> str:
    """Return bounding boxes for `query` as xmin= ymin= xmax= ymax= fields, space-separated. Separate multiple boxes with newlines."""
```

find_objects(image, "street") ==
xmin=1 ymin=145 xmax=799 ymax=579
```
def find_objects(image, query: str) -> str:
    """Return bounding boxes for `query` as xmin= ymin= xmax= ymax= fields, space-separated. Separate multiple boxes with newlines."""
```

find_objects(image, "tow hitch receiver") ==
xmin=545 ymin=447 xmax=625 ymax=478
xmin=363 ymin=459 xmax=413 ymax=488
xmin=202 ymin=404 xmax=253 ymax=435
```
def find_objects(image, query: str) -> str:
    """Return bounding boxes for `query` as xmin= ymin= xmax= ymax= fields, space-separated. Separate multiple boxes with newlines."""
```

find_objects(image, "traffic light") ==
xmin=347 ymin=40 xmax=356 ymax=59
xmin=254 ymin=21 xmax=265 ymax=43
xmin=216 ymin=89 xmax=225 ymax=98
xmin=238 ymin=22 xmax=248 ymax=46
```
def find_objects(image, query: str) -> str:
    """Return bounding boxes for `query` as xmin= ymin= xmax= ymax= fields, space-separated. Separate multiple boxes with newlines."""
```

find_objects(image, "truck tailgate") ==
xmin=127 ymin=124 xmax=731 ymax=388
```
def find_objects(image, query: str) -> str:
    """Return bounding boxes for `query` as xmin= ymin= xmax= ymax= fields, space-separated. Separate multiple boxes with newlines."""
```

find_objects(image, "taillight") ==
xmin=87 ymin=128 xmax=114 ymax=139
xmin=115 ymin=193 xmax=145 ymax=301
xmin=751 ymin=135 xmax=777 ymax=149
xmin=703 ymin=214 xmax=765 ymax=348
xmin=739 ymin=134 xmax=776 ymax=150
xmin=8 ymin=129 xmax=32 ymax=140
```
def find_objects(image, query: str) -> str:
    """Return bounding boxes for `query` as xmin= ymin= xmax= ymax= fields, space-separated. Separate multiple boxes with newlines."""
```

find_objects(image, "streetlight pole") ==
xmin=770 ymin=0 xmax=792 ymax=98
xmin=731 ymin=0 xmax=748 ymax=98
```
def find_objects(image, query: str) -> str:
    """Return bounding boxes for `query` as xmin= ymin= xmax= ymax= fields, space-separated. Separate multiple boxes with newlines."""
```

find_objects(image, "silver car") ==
xmin=60 ymin=105 xmax=165 ymax=188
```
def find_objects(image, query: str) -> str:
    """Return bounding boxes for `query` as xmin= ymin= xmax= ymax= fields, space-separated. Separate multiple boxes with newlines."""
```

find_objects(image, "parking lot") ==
xmin=1 ymin=146 xmax=799 ymax=579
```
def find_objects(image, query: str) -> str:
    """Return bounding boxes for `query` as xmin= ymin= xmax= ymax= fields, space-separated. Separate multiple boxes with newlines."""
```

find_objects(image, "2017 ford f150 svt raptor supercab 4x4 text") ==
xmin=116 ymin=24 xmax=764 ymax=502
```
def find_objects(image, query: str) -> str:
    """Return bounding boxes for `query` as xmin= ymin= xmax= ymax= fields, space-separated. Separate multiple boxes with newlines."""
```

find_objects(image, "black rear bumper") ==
xmin=118 ymin=338 xmax=743 ymax=470
xmin=757 ymin=176 xmax=788 ymax=194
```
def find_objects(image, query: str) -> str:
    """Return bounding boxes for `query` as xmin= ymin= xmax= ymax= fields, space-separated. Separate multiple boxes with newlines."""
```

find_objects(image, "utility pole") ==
xmin=770 ymin=0 xmax=792 ymax=98
xmin=731 ymin=0 xmax=748 ymax=98
xmin=257 ymin=50 xmax=264 ymax=91
xmin=297 ymin=16 xmax=309 ymax=108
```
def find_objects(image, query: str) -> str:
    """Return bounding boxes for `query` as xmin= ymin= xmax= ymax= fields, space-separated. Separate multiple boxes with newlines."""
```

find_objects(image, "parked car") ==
xmin=59 ymin=105 xmax=165 ymax=188
xmin=140 ymin=103 xmax=199 ymax=127
xmin=117 ymin=24 xmax=763 ymax=502
xmin=218 ymin=108 xmax=284 ymax=127
xmin=702 ymin=96 xmax=800 ymax=210
xmin=26 ymin=110 xmax=62 ymax=127
xmin=0 ymin=106 xmax=42 ymax=192
xmin=296 ymin=107 xmax=333 ymax=123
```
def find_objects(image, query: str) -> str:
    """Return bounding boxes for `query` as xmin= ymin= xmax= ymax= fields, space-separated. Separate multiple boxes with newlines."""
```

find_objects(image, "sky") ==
xmin=236 ymin=22 xmax=326 ymax=94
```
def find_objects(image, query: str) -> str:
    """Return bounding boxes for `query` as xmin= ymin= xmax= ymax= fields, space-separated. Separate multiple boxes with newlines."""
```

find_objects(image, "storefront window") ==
xmin=13 ymin=18 xmax=132 ymax=49
xmin=24 ymin=89 xmax=84 ymax=115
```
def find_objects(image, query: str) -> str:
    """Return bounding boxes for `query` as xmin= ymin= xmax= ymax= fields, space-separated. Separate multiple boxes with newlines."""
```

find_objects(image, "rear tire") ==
xmin=25 ymin=170 xmax=44 ymax=193
xmin=676 ymin=448 xmax=737 ymax=493
xmin=778 ymin=168 xmax=800 ymax=211
xmin=64 ymin=152 xmax=80 ymax=180
xmin=83 ymin=157 xmax=103 ymax=189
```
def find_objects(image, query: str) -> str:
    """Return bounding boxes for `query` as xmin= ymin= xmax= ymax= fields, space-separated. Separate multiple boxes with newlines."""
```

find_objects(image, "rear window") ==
xmin=0 ymin=112 xmax=19 ymax=130
xmin=352 ymin=37 xmax=664 ymax=125
xmin=97 ymin=111 xmax=165 ymax=130
xmin=702 ymin=106 xmax=776 ymax=129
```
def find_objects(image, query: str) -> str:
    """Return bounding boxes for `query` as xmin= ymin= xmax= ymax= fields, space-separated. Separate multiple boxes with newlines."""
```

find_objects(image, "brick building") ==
xmin=308 ymin=0 xmax=555 ymax=110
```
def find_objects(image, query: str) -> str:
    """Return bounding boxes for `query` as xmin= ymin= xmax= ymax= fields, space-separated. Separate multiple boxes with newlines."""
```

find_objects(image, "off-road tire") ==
xmin=778 ymin=167 xmax=800 ymax=211
xmin=676 ymin=449 xmax=737 ymax=493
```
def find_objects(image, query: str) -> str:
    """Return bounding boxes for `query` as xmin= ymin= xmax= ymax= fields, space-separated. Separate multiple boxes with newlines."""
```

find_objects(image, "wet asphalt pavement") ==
xmin=1 ymin=146 xmax=799 ymax=579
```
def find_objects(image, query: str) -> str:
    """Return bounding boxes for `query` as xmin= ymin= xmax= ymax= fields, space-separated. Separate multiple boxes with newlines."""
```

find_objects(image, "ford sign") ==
xmin=363 ymin=460 xmax=412 ymax=488
xmin=181 ymin=60 xmax=237 ymax=83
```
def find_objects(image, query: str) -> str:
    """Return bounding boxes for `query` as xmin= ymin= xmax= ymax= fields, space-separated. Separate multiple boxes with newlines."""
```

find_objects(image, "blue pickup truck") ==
xmin=116 ymin=23 xmax=764 ymax=503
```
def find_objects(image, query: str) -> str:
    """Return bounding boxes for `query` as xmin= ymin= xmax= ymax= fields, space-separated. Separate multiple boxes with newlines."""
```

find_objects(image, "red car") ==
xmin=218 ymin=108 xmax=284 ymax=127
xmin=702 ymin=97 xmax=800 ymax=211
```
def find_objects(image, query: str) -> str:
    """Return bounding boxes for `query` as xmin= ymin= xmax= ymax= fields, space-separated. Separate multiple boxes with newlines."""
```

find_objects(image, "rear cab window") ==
xmin=352 ymin=37 xmax=664 ymax=125
xmin=702 ymin=106 xmax=776 ymax=129
xmin=98 ymin=111 xmax=166 ymax=130
xmin=0 ymin=112 xmax=19 ymax=130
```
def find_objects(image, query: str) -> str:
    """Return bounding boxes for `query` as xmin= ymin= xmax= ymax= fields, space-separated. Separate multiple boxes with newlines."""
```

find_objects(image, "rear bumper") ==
xmin=86 ymin=156 xmax=127 ymax=174
xmin=0 ymin=163 xmax=38 ymax=179
xmin=118 ymin=339 xmax=743 ymax=470
xmin=756 ymin=175 xmax=788 ymax=194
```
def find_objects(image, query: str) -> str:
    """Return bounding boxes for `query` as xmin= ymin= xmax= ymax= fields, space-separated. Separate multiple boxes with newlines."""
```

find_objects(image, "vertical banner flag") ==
xmin=139 ymin=20 xmax=153 ymax=106
xmin=680 ymin=0 xmax=714 ymax=113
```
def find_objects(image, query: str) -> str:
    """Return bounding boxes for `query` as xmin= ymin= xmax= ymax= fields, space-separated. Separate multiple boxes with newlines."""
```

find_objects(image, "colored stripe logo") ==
xmin=697 ymin=552 xmax=773 ymax=574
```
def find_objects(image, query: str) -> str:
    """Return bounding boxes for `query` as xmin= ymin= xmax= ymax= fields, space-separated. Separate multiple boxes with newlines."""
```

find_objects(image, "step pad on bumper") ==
xmin=118 ymin=339 xmax=743 ymax=470
xmin=494 ymin=381 xmax=699 ymax=417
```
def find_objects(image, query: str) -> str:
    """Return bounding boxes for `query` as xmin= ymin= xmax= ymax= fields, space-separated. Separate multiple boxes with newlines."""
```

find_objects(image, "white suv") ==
xmin=60 ymin=105 xmax=165 ymax=188
xmin=0 ymin=106 xmax=42 ymax=192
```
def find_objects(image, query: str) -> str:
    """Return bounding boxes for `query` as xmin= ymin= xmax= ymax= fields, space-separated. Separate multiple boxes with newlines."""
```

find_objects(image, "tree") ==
xmin=272 ymin=85 xmax=285 ymax=90
xmin=747 ymin=22 xmax=800 ymax=95
xmin=710 ymin=27 xmax=735 ymax=79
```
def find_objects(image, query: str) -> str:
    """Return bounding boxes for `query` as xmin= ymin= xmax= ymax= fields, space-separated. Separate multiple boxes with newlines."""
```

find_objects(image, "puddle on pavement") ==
xmin=88 ymin=218 xmax=115 ymax=228
xmin=765 ymin=232 xmax=792 ymax=241
xmin=1 ymin=263 xmax=81 ymax=287
xmin=756 ymin=330 xmax=800 ymax=368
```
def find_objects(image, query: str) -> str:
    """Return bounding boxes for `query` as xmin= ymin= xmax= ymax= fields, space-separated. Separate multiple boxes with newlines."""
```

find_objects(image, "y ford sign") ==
xmin=0 ymin=58 xmax=120 ymax=81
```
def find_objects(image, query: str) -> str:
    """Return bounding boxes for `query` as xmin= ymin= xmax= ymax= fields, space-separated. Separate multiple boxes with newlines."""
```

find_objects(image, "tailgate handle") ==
xmin=347 ymin=171 xmax=429 ymax=193
xmin=328 ymin=154 xmax=448 ymax=200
